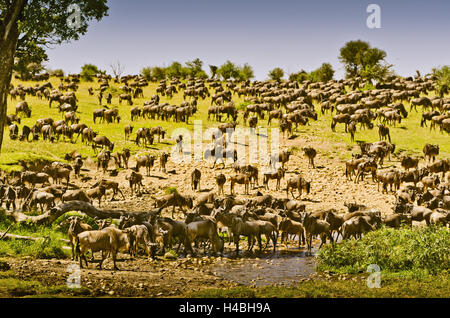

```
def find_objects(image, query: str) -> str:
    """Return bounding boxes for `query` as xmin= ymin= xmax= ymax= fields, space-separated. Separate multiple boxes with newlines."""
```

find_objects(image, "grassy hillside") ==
xmin=2 ymin=77 xmax=449 ymax=171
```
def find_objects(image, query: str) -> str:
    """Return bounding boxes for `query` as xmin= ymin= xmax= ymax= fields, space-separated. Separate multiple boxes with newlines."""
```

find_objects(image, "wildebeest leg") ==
xmin=117 ymin=188 xmax=125 ymax=200
xmin=112 ymin=250 xmax=119 ymax=271
xmin=83 ymin=253 xmax=89 ymax=268
xmin=263 ymin=235 xmax=269 ymax=250
xmin=258 ymin=235 xmax=263 ymax=251
xmin=71 ymin=243 xmax=75 ymax=261
xmin=248 ymin=235 xmax=254 ymax=251
xmin=272 ymin=233 xmax=277 ymax=252
xmin=176 ymin=241 xmax=183 ymax=254
xmin=318 ymin=235 xmax=325 ymax=248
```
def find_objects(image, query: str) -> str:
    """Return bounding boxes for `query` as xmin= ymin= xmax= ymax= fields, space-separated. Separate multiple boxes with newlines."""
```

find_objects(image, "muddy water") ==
xmin=211 ymin=248 xmax=318 ymax=287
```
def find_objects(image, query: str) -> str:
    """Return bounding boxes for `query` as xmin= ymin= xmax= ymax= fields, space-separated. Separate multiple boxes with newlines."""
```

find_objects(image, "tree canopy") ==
xmin=432 ymin=65 xmax=450 ymax=98
xmin=185 ymin=58 xmax=207 ymax=78
xmin=80 ymin=63 xmax=102 ymax=81
xmin=239 ymin=63 xmax=254 ymax=81
xmin=308 ymin=63 xmax=335 ymax=82
xmin=4 ymin=0 xmax=109 ymax=79
xmin=0 ymin=0 xmax=109 ymax=152
xmin=268 ymin=67 xmax=284 ymax=81
xmin=209 ymin=65 xmax=218 ymax=79
xmin=216 ymin=61 xmax=255 ymax=81
xmin=339 ymin=40 xmax=392 ymax=81
xmin=218 ymin=60 xmax=240 ymax=80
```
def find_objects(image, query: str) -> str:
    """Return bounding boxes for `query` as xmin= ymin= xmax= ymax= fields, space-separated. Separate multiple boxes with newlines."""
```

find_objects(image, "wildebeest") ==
xmin=423 ymin=144 xmax=439 ymax=162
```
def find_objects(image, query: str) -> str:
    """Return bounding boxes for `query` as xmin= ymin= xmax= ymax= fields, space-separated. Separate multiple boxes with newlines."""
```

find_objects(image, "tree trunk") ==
xmin=0 ymin=200 xmax=163 ymax=226
xmin=0 ymin=0 xmax=28 ymax=153
xmin=0 ymin=231 xmax=70 ymax=244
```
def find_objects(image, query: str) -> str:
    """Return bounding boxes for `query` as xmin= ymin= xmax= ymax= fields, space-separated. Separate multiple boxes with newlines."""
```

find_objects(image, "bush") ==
xmin=317 ymin=226 xmax=450 ymax=275
xmin=0 ymin=231 xmax=67 ymax=259
xmin=48 ymin=69 xmax=65 ymax=77
xmin=236 ymin=101 xmax=251 ymax=111
xmin=0 ymin=215 xmax=69 ymax=259
xmin=268 ymin=67 xmax=284 ymax=81
xmin=80 ymin=64 xmax=101 ymax=82
xmin=165 ymin=187 xmax=178 ymax=194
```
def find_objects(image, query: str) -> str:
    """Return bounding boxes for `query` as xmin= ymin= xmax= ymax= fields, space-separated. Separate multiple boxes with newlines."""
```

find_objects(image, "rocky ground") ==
xmin=84 ymin=133 xmax=396 ymax=216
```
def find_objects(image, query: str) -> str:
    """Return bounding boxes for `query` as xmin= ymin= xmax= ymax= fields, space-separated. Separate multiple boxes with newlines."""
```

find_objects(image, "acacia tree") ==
xmin=339 ymin=40 xmax=391 ymax=81
xmin=432 ymin=65 xmax=450 ymax=98
xmin=289 ymin=69 xmax=309 ymax=82
xmin=13 ymin=42 xmax=47 ymax=80
xmin=309 ymin=63 xmax=335 ymax=83
xmin=209 ymin=65 xmax=218 ymax=79
xmin=109 ymin=60 xmax=125 ymax=78
xmin=0 ymin=0 xmax=109 ymax=153
xmin=268 ymin=67 xmax=284 ymax=81
xmin=81 ymin=63 xmax=102 ymax=81
xmin=185 ymin=58 xmax=207 ymax=78
xmin=238 ymin=63 xmax=254 ymax=81
xmin=218 ymin=60 xmax=239 ymax=80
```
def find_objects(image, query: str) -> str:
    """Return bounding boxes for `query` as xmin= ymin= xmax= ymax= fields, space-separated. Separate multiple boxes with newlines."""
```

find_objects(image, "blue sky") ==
xmin=45 ymin=0 xmax=450 ymax=80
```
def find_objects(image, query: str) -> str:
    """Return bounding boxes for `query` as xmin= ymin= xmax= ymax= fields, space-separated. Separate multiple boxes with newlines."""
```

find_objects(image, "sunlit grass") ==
xmin=3 ymin=77 xmax=449 ymax=172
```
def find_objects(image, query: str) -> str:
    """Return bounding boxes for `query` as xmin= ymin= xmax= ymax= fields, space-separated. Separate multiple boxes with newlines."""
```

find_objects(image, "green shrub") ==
xmin=236 ymin=101 xmax=251 ymax=111
xmin=317 ymin=226 xmax=450 ymax=275
xmin=165 ymin=187 xmax=178 ymax=194
xmin=0 ymin=215 xmax=69 ymax=259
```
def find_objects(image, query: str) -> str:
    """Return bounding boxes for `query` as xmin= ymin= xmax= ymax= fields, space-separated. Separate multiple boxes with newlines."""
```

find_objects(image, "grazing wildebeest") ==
xmin=423 ymin=144 xmax=439 ymax=162
xmin=92 ymin=136 xmax=114 ymax=153
xmin=377 ymin=124 xmax=391 ymax=143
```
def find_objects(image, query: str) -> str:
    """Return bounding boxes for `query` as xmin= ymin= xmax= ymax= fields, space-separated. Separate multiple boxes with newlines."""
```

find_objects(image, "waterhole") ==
xmin=211 ymin=248 xmax=318 ymax=287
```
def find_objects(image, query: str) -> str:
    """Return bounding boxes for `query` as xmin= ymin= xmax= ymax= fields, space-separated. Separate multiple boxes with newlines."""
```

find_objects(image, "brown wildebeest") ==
xmin=303 ymin=147 xmax=317 ymax=168
xmin=124 ymin=124 xmax=133 ymax=140
xmin=423 ymin=144 xmax=439 ymax=162
xmin=401 ymin=156 xmax=420 ymax=171
xmin=270 ymin=149 xmax=292 ymax=169
xmin=286 ymin=174 xmax=310 ymax=199
xmin=191 ymin=168 xmax=201 ymax=191
xmin=263 ymin=168 xmax=285 ymax=191
xmin=215 ymin=173 xmax=226 ymax=195
xmin=377 ymin=124 xmax=391 ymax=143
xmin=230 ymin=174 xmax=250 ymax=195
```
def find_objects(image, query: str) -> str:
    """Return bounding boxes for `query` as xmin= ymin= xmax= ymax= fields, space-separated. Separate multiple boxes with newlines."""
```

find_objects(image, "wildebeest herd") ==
xmin=1 ymin=72 xmax=449 ymax=270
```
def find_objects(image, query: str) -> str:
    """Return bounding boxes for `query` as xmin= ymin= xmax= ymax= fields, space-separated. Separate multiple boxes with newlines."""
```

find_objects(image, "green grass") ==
xmin=3 ymin=77 xmax=248 ymax=171
xmin=0 ymin=211 xmax=69 ymax=259
xmin=3 ymin=77 xmax=449 ymax=171
xmin=0 ymin=275 xmax=91 ymax=297
xmin=298 ymin=99 xmax=450 ymax=158
xmin=316 ymin=225 xmax=450 ymax=275
xmin=187 ymin=274 xmax=450 ymax=298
